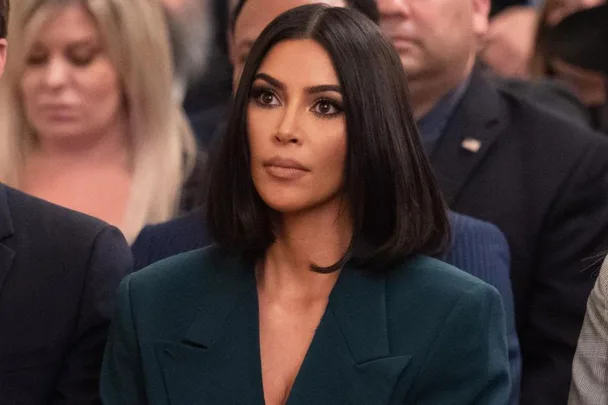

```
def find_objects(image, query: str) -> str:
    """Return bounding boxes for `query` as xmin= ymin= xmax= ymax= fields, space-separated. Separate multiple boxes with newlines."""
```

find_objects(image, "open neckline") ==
xmin=251 ymin=264 xmax=341 ymax=405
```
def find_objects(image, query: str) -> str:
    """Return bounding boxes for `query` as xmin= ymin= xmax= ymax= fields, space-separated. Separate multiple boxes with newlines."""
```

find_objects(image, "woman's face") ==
xmin=247 ymin=39 xmax=347 ymax=214
xmin=20 ymin=4 xmax=123 ymax=142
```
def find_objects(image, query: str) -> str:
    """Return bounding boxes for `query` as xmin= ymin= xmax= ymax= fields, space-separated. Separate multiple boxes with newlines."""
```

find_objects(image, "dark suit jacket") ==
xmin=490 ymin=75 xmax=591 ymax=127
xmin=430 ymin=68 xmax=608 ymax=405
xmin=131 ymin=211 xmax=210 ymax=271
xmin=188 ymin=103 xmax=228 ymax=148
xmin=133 ymin=209 xmax=521 ymax=403
xmin=101 ymin=247 xmax=510 ymax=404
xmin=0 ymin=185 xmax=132 ymax=404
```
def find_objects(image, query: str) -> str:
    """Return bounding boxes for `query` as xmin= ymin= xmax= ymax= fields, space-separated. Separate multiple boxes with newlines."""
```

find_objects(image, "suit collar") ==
xmin=0 ymin=184 xmax=16 ymax=292
xmin=418 ymin=74 xmax=472 ymax=154
xmin=155 ymin=256 xmax=265 ymax=404
xmin=0 ymin=184 xmax=14 ymax=241
xmin=430 ymin=67 xmax=507 ymax=205
xmin=326 ymin=264 xmax=390 ymax=362
xmin=182 ymin=257 xmax=392 ymax=361
xmin=156 ymin=256 xmax=411 ymax=404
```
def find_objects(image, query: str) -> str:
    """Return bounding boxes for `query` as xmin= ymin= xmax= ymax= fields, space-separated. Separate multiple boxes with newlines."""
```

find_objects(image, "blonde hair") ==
xmin=0 ymin=0 xmax=197 ymax=243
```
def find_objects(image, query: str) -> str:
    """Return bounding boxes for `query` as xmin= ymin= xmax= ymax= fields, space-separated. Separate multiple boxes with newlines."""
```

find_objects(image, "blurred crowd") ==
xmin=1 ymin=0 xmax=608 ymax=404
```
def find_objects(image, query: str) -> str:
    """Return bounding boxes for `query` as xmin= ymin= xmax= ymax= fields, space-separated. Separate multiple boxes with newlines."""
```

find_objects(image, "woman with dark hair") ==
xmin=101 ymin=5 xmax=510 ymax=405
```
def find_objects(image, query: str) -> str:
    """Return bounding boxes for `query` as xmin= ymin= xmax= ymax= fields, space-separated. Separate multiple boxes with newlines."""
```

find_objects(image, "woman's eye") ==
xmin=311 ymin=99 xmax=342 ymax=116
xmin=260 ymin=91 xmax=275 ymax=105
xmin=252 ymin=88 xmax=280 ymax=107
xmin=70 ymin=54 xmax=95 ymax=67
xmin=26 ymin=54 xmax=47 ymax=66
xmin=68 ymin=47 xmax=100 ymax=67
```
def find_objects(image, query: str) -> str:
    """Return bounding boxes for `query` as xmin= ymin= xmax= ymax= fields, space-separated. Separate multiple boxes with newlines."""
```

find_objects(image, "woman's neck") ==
xmin=31 ymin=116 xmax=130 ymax=169
xmin=257 ymin=200 xmax=352 ymax=303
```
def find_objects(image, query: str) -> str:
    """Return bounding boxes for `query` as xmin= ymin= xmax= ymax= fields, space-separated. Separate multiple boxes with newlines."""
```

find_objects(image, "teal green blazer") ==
xmin=101 ymin=246 xmax=510 ymax=404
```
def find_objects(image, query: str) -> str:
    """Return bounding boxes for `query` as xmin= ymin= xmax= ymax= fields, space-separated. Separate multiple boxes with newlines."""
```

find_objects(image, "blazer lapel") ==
xmin=0 ymin=185 xmax=15 ymax=293
xmin=430 ymin=69 xmax=506 ymax=205
xmin=155 ymin=258 xmax=411 ymax=405
xmin=155 ymin=257 xmax=265 ymax=405
xmin=287 ymin=266 xmax=411 ymax=405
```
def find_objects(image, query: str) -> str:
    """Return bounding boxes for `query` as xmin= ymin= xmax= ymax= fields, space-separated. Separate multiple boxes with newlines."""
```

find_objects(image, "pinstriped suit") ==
xmin=569 ymin=255 xmax=608 ymax=405
xmin=446 ymin=212 xmax=521 ymax=405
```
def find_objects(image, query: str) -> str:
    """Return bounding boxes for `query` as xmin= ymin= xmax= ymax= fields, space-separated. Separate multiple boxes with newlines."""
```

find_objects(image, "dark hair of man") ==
xmin=0 ymin=0 xmax=9 ymax=38
xmin=206 ymin=4 xmax=450 ymax=272
xmin=230 ymin=0 xmax=380 ymax=33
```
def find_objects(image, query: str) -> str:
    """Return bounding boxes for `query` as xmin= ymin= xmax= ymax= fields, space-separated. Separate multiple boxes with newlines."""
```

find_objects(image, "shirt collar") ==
xmin=416 ymin=74 xmax=472 ymax=153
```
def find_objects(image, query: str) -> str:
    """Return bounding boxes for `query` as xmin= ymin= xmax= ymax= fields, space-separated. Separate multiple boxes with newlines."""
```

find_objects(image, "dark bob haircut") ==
xmin=0 ymin=0 xmax=8 ymax=38
xmin=230 ymin=0 xmax=380 ymax=32
xmin=206 ymin=4 xmax=450 ymax=271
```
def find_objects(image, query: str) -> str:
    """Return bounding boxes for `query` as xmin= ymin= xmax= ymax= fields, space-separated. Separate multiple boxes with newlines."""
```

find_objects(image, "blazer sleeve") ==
xmin=403 ymin=283 xmax=511 ymax=405
xmin=568 ymin=256 xmax=608 ymax=405
xmin=50 ymin=226 xmax=132 ymax=404
xmin=100 ymin=273 xmax=148 ymax=405
xmin=446 ymin=214 xmax=521 ymax=405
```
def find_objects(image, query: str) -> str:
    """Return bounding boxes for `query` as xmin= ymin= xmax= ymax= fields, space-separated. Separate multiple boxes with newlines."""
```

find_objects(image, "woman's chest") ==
xmin=258 ymin=302 xmax=326 ymax=405
xmin=22 ymin=167 xmax=132 ymax=226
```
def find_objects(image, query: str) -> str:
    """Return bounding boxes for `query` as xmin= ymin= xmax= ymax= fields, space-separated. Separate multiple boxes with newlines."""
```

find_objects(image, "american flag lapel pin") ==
xmin=461 ymin=137 xmax=482 ymax=153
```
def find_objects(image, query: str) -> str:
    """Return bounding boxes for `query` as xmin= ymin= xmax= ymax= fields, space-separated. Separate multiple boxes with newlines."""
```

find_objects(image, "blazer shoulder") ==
xmin=385 ymin=257 xmax=510 ymax=405
xmin=121 ymin=246 xmax=244 ymax=340
xmin=387 ymin=256 xmax=500 ymax=305
xmin=128 ymin=245 xmax=227 ymax=300
xmin=446 ymin=212 xmax=512 ymax=291
xmin=449 ymin=212 xmax=507 ymax=243
xmin=135 ymin=212 xmax=205 ymax=242
xmin=4 ymin=185 xmax=112 ymax=244
xmin=471 ymin=71 xmax=604 ymax=151
xmin=498 ymin=85 xmax=607 ymax=148
xmin=494 ymin=76 xmax=591 ymax=125
xmin=131 ymin=211 xmax=210 ymax=270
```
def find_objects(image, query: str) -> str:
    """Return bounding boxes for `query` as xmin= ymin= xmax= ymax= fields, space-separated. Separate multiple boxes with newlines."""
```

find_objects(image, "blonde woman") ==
xmin=0 ymin=0 xmax=197 ymax=243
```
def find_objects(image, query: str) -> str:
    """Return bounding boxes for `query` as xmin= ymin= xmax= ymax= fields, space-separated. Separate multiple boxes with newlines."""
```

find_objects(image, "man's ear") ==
xmin=472 ymin=0 xmax=491 ymax=38
xmin=0 ymin=38 xmax=7 ymax=78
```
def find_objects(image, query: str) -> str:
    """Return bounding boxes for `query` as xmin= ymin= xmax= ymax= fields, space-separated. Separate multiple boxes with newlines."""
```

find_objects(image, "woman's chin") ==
xmin=263 ymin=199 xmax=308 ymax=214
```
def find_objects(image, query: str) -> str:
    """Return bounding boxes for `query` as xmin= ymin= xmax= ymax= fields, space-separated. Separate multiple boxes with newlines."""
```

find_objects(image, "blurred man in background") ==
xmin=163 ymin=0 xmax=214 ymax=101
xmin=163 ymin=0 xmax=233 ymax=146
xmin=377 ymin=0 xmax=608 ymax=404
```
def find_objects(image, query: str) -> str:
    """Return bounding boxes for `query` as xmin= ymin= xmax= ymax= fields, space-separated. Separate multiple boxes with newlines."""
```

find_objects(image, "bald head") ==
xmin=376 ymin=0 xmax=489 ymax=117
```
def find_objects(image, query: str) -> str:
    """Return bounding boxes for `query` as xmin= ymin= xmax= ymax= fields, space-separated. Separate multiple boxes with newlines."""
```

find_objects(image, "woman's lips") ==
xmin=263 ymin=157 xmax=310 ymax=180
